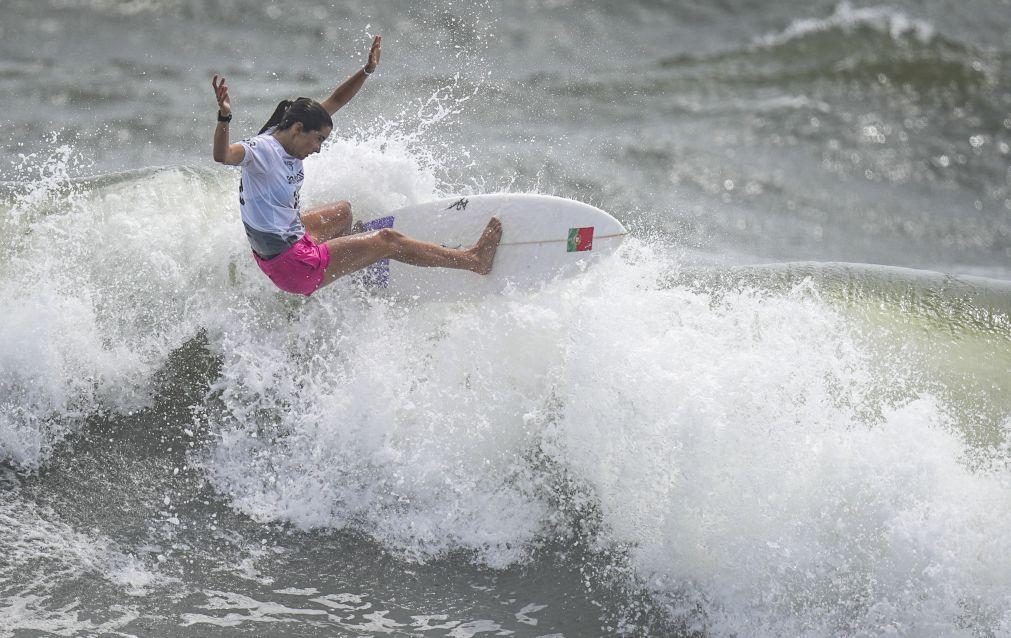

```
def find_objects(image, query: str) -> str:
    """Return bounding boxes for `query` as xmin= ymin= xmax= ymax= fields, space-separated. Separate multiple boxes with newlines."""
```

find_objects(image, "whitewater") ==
xmin=2 ymin=0 xmax=1010 ymax=636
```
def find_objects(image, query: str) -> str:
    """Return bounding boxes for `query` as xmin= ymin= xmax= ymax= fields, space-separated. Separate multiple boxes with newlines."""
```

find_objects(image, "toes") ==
xmin=484 ymin=217 xmax=503 ymax=239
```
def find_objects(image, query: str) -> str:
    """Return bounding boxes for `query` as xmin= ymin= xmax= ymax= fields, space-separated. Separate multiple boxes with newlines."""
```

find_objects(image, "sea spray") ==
xmin=1 ymin=61 xmax=1008 ymax=636
xmin=547 ymin=269 xmax=1011 ymax=636
xmin=0 ymin=166 xmax=232 ymax=468
xmin=197 ymin=228 xmax=1011 ymax=635
xmin=0 ymin=73 xmax=495 ymax=470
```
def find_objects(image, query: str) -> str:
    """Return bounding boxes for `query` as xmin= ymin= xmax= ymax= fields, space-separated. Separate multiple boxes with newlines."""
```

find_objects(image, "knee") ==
xmin=327 ymin=200 xmax=351 ymax=225
xmin=326 ymin=200 xmax=352 ymax=234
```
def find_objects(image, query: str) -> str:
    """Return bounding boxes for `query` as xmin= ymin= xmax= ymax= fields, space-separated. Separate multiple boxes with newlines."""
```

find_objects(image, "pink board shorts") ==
xmin=253 ymin=235 xmax=331 ymax=296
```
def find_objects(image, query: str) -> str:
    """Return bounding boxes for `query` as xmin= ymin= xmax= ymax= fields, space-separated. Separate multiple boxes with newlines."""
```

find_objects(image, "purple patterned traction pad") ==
xmin=359 ymin=216 xmax=395 ymax=287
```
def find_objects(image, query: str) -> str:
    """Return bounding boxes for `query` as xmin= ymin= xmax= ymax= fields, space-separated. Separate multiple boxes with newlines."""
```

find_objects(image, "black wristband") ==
xmin=217 ymin=111 xmax=232 ymax=123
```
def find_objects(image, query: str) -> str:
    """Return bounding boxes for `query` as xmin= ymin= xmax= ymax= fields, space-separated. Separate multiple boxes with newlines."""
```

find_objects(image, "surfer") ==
xmin=211 ymin=35 xmax=502 ymax=296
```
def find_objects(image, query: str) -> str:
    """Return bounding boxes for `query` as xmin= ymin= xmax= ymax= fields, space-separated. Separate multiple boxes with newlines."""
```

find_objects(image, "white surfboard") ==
xmin=356 ymin=193 xmax=627 ymax=298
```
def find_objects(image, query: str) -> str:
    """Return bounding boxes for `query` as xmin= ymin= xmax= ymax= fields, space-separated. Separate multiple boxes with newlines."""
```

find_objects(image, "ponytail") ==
xmin=258 ymin=97 xmax=333 ymax=135
xmin=258 ymin=99 xmax=294 ymax=135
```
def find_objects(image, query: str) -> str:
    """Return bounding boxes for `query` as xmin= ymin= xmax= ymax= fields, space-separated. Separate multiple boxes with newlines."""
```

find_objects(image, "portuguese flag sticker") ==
xmin=567 ymin=226 xmax=594 ymax=252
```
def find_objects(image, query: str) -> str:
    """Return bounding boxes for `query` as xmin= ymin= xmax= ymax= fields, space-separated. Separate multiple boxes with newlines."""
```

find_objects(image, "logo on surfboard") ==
xmin=446 ymin=198 xmax=469 ymax=211
xmin=567 ymin=227 xmax=594 ymax=252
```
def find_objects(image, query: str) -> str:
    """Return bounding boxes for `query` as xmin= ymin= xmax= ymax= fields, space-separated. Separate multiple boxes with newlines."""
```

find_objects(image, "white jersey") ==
xmin=237 ymin=129 xmax=305 ymax=257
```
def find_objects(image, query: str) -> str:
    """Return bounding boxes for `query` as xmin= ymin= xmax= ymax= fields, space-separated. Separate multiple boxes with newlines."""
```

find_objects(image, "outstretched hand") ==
xmin=319 ymin=34 xmax=382 ymax=114
xmin=212 ymin=75 xmax=231 ymax=115
xmin=365 ymin=35 xmax=381 ymax=73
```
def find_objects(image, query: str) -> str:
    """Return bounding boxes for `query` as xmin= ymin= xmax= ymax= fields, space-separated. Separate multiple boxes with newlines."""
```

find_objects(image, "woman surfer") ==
xmin=211 ymin=35 xmax=502 ymax=296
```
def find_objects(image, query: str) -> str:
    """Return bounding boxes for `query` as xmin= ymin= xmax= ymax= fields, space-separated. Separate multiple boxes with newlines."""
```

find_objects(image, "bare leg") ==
xmin=321 ymin=217 xmax=502 ymax=286
xmin=301 ymin=200 xmax=353 ymax=242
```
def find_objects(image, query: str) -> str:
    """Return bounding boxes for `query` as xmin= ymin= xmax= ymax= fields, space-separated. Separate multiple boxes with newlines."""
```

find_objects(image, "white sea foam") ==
xmin=0 ymin=153 xmax=254 ymax=468
xmin=202 ymin=210 xmax=1011 ymax=635
xmin=544 ymin=274 xmax=1011 ymax=636
xmin=757 ymin=2 xmax=936 ymax=48
xmin=0 ymin=498 xmax=166 ymax=635
xmin=180 ymin=590 xmax=329 ymax=627
xmin=2 ymin=113 xmax=1009 ymax=636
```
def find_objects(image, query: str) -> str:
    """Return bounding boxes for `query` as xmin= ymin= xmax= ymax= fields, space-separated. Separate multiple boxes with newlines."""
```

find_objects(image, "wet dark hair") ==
xmin=258 ymin=97 xmax=333 ymax=135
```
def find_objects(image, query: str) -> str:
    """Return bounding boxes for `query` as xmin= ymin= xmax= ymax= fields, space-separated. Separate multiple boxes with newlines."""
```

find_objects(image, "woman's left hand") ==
xmin=365 ymin=35 xmax=381 ymax=73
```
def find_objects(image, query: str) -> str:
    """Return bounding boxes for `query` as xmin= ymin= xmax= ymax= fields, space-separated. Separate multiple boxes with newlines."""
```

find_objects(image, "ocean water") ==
xmin=2 ymin=1 xmax=1010 ymax=636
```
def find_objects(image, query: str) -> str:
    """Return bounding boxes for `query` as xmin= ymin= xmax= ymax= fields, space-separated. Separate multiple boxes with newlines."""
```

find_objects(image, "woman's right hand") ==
xmin=212 ymin=75 xmax=231 ymax=115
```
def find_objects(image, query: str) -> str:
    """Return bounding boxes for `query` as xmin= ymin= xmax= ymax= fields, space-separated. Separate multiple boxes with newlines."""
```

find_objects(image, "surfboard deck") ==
xmin=355 ymin=193 xmax=626 ymax=298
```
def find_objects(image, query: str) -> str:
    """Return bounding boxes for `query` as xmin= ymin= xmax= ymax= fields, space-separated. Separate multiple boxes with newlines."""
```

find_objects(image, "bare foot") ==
xmin=469 ymin=216 xmax=502 ymax=275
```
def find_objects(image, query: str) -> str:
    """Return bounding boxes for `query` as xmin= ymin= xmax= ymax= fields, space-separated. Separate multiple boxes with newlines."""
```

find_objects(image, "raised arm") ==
xmin=319 ymin=35 xmax=382 ymax=116
xmin=211 ymin=75 xmax=246 ymax=165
